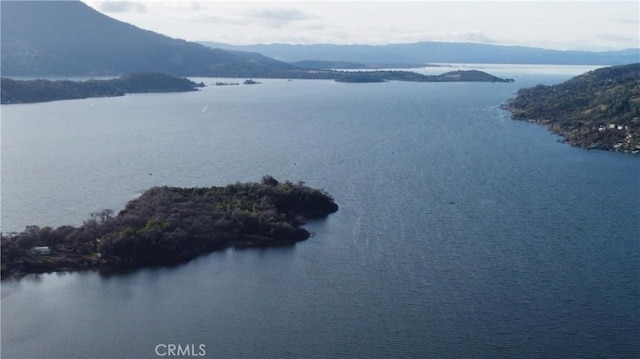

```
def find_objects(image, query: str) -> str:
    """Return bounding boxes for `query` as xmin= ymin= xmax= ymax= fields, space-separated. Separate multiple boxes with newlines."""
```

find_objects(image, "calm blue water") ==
xmin=2 ymin=65 xmax=639 ymax=358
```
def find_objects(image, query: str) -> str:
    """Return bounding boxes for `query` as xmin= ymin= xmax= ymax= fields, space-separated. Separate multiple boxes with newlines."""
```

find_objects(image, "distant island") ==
xmin=0 ymin=177 xmax=338 ymax=279
xmin=334 ymin=69 xmax=514 ymax=83
xmin=214 ymin=79 xmax=262 ymax=86
xmin=503 ymin=63 xmax=640 ymax=153
xmin=0 ymin=72 xmax=205 ymax=104
xmin=1 ymin=69 xmax=513 ymax=105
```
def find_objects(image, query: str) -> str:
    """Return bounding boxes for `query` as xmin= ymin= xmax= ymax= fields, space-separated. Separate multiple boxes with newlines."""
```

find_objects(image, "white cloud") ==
xmin=246 ymin=8 xmax=320 ymax=28
xmin=433 ymin=30 xmax=497 ymax=44
xmin=83 ymin=1 xmax=640 ymax=50
xmin=191 ymin=13 xmax=249 ymax=26
xmin=97 ymin=1 xmax=147 ymax=13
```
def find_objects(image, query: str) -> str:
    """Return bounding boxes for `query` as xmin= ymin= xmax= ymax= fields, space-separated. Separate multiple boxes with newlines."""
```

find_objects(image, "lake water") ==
xmin=1 ymin=65 xmax=639 ymax=358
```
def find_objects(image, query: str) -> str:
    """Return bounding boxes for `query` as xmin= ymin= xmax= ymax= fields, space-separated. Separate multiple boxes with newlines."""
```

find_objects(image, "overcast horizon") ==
xmin=82 ymin=1 xmax=640 ymax=52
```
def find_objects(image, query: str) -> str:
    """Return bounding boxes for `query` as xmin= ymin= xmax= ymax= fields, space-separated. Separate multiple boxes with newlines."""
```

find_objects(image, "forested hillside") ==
xmin=504 ymin=63 xmax=640 ymax=153
xmin=1 ymin=177 xmax=338 ymax=279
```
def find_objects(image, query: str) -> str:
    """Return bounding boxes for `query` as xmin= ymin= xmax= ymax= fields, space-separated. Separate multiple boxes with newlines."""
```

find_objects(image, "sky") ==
xmin=83 ymin=1 xmax=640 ymax=51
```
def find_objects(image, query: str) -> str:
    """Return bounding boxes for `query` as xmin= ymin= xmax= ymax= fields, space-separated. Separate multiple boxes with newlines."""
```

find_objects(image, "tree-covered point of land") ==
xmin=1 ymin=177 xmax=338 ymax=279
xmin=503 ymin=63 xmax=640 ymax=153
xmin=0 ymin=72 xmax=204 ymax=104
xmin=334 ymin=69 xmax=513 ymax=83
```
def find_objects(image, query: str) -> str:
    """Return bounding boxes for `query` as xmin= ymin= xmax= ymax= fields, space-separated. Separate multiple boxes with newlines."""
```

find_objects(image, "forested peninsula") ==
xmin=334 ymin=69 xmax=514 ymax=83
xmin=0 ymin=177 xmax=338 ymax=280
xmin=503 ymin=63 xmax=640 ymax=153
xmin=0 ymin=72 xmax=204 ymax=104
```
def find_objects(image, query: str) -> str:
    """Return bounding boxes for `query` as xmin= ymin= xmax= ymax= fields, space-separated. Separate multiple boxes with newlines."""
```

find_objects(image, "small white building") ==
xmin=34 ymin=246 xmax=51 ymax=256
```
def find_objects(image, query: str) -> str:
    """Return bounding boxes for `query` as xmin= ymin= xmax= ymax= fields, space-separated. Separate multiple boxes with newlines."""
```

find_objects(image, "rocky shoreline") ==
xmin=503 ymin=63 xmax=640 ymax=154
xmin=502 ymin=103 xmax=640 ymax=154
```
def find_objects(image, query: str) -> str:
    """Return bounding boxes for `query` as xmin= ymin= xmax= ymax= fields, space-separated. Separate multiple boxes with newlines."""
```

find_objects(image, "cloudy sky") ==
xmin=83 ymin=1 xmax=639 ymax=51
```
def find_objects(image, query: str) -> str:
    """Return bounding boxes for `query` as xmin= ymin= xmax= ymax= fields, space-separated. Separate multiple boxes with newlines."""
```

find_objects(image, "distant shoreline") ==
xmin=0 ymin=72 xmax=205 ymax=105
xmin=1 ymin=69 xmax=513 ymax=105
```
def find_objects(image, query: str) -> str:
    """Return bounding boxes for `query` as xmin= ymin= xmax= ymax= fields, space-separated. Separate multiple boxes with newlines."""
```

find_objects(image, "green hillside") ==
xmin=504 ymin=63 xmax=640 ymax=153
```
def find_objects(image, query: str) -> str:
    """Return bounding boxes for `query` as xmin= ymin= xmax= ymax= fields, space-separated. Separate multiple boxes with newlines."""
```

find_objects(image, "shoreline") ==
xmin=0 ymin=236 xmax=302 ymax=281
xmin=0 ymin=72 xmax=205 ymax=105
xmin=501 ymin=64 xmax=640 ymax=155
xmin=502 ymin=103 xmax=640 ymax=155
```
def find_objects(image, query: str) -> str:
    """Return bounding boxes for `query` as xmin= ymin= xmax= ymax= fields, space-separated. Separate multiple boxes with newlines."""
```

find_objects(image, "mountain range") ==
xmin=1 ymin=0 xmax=637 ymax=78
xmin=200 ymin=42 xmax=639 ymax=67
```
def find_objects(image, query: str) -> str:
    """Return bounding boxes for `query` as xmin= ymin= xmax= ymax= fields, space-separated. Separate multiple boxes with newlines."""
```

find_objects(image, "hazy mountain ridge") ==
xmin=1 ymin=0 xmax=617 ymax=81
xmin=201 ymin=41 xmax=639 ymax=67
xmin=0 ymin=1 xmax=297 ymax=77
